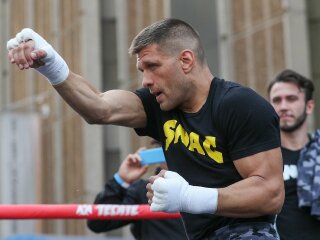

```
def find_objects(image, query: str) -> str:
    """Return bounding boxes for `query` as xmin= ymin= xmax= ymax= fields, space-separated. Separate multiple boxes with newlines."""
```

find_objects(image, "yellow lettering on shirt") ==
xmin=163 ymin=120 xmax=177 ymax=151
xmin=188 ymin=132 xmax=205 ymax=155
xmin=174 ymin=124 xmax=190 ymax=147
xmin=203 ymin=136 xmax=223 ymax=163
xmin=163 ymin=120 xmax=224 ymax=163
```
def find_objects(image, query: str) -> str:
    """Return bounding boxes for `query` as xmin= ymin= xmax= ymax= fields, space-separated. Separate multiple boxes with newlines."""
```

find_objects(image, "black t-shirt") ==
xmin=134 ymin=77 xmax=281 ymax=239
xmin=276 ymin=147 xmax=320 ymax=240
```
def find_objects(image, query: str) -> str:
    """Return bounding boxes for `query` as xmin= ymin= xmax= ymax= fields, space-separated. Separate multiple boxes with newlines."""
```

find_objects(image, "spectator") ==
xmin=87 ymin=141 xmax=187 ymax=240
xmin=268 ymin=69 xmax=320 ymax=240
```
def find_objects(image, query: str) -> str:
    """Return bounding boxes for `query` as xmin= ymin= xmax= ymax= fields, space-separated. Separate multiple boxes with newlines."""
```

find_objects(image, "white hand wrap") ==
xmin=151 ymin=171 xmax=218 ymax=214
xmin=7 ymin=28 xmax=69 ymax=85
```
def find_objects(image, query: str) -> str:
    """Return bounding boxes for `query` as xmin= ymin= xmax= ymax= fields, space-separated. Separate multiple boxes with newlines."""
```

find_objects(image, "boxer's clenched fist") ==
xmin=7 ymin=28 xmax=69 ymax=85
xmin=147 ymin=170 xmax=219 ymax=214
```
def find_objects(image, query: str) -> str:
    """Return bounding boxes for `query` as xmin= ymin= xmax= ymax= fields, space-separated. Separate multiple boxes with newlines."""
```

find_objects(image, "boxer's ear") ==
xmin=179 ymin=49 xmax=194 ymax=73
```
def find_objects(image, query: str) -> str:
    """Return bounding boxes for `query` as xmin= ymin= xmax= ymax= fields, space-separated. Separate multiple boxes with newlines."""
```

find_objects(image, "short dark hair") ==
xmin=128 ymin=18 xmax=206 ymax=64
xmin=267 ymin=69 xmax=314 ymax=101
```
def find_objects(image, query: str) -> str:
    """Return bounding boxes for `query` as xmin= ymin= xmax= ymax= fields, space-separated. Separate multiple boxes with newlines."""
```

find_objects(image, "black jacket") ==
xmin=87 ymin=177 xmax=187 ymax=240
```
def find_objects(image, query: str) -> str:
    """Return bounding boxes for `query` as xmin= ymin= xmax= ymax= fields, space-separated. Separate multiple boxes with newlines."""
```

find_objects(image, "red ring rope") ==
xmin=0 ymin=204 xmax=181 ymax=220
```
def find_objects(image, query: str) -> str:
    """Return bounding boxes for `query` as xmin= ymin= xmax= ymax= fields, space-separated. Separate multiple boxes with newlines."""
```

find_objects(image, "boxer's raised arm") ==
xmin=55 ymin=72 xmax=147 ymax=128
xmin=7 ymin=28 xmax=147 ymax=128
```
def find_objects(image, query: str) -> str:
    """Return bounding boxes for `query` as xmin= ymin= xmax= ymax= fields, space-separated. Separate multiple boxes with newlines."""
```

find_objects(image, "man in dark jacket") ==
xmin=87 ymin=142 xmax=187 ymax=240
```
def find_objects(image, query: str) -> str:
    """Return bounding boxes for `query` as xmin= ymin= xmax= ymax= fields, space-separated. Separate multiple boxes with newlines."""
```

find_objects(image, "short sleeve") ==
xmin=219 ymin=87 xmax=280 ymax=160
xmin=133 ymin=88 xmax=161 ymax=140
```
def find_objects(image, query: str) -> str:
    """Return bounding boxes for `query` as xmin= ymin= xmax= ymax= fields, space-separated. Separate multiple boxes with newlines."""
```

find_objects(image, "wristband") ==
xmin=181 ymin=185 xmax=218 ymax=214
xmin=113 ymin=173 xmax=130 ymax=189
